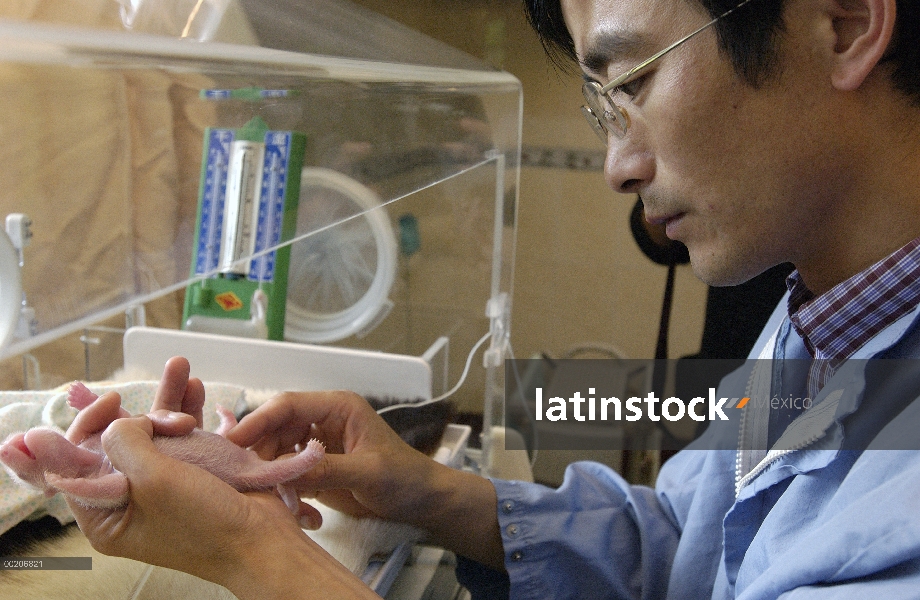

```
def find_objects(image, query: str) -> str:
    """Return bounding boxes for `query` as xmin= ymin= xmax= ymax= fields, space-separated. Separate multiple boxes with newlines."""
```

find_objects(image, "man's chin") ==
xmin=688 ymin=255 xmax=768 ymax=288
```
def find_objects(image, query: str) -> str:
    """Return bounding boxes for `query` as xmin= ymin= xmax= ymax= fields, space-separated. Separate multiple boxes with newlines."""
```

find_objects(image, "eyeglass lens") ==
xmin=582 ymin=81 xmax=628 ymax=143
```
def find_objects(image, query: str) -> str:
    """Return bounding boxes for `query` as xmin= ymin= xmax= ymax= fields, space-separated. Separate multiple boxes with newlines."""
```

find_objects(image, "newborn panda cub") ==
xmin=0 ymin=383 xmax=325 ymax=513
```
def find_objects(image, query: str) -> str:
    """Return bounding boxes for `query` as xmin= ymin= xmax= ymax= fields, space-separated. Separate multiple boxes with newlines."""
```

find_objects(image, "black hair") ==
xmin=522 ymin=0 xmax=920 ymax=100
xmin=522 ymin=0 xmax=578 ymax=72
xmin=696 ymin=0 xmax=786 ymax=86
xmin=885 ymin=0 xmax=920 ymax=100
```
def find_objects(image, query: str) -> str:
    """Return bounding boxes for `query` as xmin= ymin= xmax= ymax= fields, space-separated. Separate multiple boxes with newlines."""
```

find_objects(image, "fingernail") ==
xmin=299 ymin=514 xmax=319 ymax=530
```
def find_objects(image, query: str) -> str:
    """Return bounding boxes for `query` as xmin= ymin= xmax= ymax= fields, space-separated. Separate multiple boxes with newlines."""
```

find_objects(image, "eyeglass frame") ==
xmin=582 ymin=0 xmax=760 ymax=144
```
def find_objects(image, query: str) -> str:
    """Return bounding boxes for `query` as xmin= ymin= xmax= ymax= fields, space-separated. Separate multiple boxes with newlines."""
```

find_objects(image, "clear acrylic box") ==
xmin=0 ymin=1 xmax=519 ymax=467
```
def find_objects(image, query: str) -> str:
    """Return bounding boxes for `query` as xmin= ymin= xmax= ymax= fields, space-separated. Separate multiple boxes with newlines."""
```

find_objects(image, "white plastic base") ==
xmin=123 ymin=326 xmax=432 ymax=400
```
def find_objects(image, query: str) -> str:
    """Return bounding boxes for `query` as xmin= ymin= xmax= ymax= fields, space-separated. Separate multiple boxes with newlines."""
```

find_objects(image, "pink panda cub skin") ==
xmin=0 ymin=382 xmax=324 ymax=513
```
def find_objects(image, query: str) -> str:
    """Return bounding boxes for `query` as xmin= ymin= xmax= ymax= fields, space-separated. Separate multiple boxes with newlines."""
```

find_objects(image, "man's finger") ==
xmin=288 ymin=452 xmax=372 ymax=493
xmin=152 ymin=357 xmax=204 ymax=427
xmin=66 ymin=392 xmax=123 ymax=443
xmin=99 ymin=416 xmax=158 ymax=477
xmin=147 ymin=410 xmax=197 ymax=437
xmin=227 ymin=391 xmax=365 ymax=449
xmin=182 ymin=377 xmax=205 ymax=427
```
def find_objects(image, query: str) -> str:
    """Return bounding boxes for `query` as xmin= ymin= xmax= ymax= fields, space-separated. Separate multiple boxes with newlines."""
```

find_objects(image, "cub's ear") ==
xmin=828 ymin=0 xmax=895 ymax=91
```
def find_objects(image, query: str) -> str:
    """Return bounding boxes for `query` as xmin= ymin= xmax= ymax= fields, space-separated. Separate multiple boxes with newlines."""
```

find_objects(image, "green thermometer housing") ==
xmin=183 ymin=116 xmax=306 ymax=340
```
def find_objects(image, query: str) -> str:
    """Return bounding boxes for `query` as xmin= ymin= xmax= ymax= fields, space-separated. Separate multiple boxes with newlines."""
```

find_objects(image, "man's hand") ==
xmin=62 ymin=357 xmax=379 ymax=599
xmin=228 ymin=391 xmax=506 ymax=570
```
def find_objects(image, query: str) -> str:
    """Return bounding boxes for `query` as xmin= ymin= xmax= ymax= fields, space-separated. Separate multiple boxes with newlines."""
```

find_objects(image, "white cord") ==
xmin=376 ymin=331 xmax=491 ymax=415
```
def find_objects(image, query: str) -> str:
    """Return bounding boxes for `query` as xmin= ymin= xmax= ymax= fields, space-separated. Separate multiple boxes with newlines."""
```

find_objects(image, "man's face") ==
xmin=562 ymin=0 xmax=849 ymax=287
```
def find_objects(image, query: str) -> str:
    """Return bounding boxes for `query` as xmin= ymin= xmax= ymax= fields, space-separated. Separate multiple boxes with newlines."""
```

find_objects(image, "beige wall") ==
xmin=351 ymin=0 xmax=708 ymax=363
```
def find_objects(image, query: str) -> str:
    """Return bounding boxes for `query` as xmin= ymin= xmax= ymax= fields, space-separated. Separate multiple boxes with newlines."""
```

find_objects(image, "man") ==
xmin=63 ymin=0 xmax=920 ymax=597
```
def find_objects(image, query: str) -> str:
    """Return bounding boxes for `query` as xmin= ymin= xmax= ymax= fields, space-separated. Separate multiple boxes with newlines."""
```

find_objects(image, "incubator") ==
xmin=0 ymin=0 xmax=520 ymax=595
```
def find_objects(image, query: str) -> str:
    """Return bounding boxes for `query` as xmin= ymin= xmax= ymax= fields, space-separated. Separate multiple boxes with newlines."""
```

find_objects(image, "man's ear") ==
xmin=829 ymin=0 xmax=896 ymax=90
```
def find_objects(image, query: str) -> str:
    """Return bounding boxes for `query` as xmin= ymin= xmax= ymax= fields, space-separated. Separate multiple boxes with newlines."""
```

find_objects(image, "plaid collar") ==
xmin=785 ymin=237 xmax=920 ymax=394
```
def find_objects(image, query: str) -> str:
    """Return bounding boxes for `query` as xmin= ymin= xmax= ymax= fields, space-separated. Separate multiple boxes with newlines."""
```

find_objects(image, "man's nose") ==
xmin=603 ymin=134 xmax=654 ymax=194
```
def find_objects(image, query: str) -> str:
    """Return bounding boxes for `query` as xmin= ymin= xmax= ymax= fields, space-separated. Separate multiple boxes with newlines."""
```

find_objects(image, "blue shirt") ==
xmin=458 ymin=298 xmax=920 ymax=598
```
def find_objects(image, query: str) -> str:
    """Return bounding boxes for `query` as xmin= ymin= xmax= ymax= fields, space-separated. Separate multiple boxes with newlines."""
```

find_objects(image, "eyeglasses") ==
xmin=582 ymin=0 xmax=759 ymax=144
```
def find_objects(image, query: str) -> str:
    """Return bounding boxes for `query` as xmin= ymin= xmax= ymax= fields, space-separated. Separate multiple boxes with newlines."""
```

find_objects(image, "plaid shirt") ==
xmin=787 ymin=236 xmax=920 ymax=397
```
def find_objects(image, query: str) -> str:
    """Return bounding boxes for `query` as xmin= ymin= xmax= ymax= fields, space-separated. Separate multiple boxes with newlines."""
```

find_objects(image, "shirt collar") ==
xmin=786 ymin=236 xmax=920 ymax=365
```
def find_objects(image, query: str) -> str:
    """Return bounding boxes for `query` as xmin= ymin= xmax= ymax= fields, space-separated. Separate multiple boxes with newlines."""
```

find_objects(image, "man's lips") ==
xmin=645 ymin=211 xmax=687 ymax=240
xmin=645 ymin=211 xmax=685 ymax=227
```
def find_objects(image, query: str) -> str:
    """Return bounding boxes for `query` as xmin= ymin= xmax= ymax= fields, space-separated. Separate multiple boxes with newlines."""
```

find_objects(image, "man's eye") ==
xmin=615 ymin=75 xmax=646 ymax=99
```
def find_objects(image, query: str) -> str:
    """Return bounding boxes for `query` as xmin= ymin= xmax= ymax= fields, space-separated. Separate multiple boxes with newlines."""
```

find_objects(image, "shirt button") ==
xmin=510 ymin=550 xmax=524 ymax=562
xmin=502 ymin=500 xmax=514 ymax=514
xmin=506 ymin=524 xmax=519 ymax=536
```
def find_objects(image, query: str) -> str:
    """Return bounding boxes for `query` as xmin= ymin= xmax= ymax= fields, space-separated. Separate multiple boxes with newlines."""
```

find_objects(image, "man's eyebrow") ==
xmin=580 ymin=31 xmax=650 ymax=77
